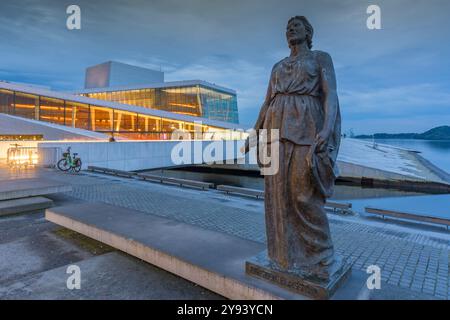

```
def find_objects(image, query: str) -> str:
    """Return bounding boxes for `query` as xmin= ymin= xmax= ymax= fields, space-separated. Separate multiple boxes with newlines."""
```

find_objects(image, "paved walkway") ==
xmin=64 ymin=172 xmax=450 ymax=300
xmin=2 ymin=165 xmax=449 ymax=299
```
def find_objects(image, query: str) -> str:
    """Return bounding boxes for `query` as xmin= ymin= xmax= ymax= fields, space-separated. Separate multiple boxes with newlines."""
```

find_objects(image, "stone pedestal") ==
xmin=246 ymin=251 xmax=352 ymax=300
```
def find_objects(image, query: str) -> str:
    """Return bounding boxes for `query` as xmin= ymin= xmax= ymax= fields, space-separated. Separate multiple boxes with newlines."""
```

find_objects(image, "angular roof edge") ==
xmin=0 ymin=81 xmax=243 ymax=131
xmin=73 ymin=80 xmax=237 ymax=95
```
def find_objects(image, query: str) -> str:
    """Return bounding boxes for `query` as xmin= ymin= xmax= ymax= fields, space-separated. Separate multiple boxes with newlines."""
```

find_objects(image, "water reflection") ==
xmin=146 ymin=168 xmax=424 ymax=201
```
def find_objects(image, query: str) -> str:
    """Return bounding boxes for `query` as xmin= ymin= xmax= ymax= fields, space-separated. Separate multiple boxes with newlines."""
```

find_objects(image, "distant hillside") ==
xmin=355 ymin=126 xmax=450 ymax=140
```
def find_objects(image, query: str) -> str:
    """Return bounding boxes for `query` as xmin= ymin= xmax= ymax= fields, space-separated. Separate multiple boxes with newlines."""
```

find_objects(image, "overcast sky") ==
xmin=1 ymin=0 xmax=450 ymax=134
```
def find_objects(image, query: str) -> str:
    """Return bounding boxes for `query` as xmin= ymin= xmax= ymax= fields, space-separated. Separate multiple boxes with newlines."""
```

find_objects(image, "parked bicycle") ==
xmin=57 ymin=147 xmax=82 ymax=173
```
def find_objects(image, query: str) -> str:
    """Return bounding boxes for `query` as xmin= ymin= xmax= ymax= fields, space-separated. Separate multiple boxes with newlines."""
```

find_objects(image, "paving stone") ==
xmin=13 ymin=168 xmax=448 ymax=299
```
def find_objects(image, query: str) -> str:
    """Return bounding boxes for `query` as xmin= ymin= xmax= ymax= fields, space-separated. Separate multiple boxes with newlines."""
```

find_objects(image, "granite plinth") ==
xmin=246 ymin=251 xmax=352 ymax=299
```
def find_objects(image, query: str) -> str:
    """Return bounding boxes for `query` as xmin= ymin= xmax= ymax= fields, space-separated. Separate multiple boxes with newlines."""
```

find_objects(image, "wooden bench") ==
xmin=137 ymin=173 xmax=213 ymax=190
xmin=87 ymin=168 xmax=212 ymax=190
xmin=87 ymin=166 xmax=109 ymax=174
xmin=325 ymin=201 xmax=353 ymax=214
xmin=365 ymin=207 xmax=450 ymax=230
xmin=136 ymin=173 xmax=165 ymax=183
xmin=217 ymin=185 xmax=353 ymax=214
xmin=88 ymin=166 xmax=137 ymax=178
xmin=217 ymin=185 xmax=264 ymax=198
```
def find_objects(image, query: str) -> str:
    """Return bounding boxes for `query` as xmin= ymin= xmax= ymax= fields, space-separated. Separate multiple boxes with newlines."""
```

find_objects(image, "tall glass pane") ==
xmin=137 ymin=115 xmax=160 ymax=132
xmin=39 ymin=97 xmax=65 ymax=125
xmin=14 ymin=92 xmax=38 ymax=119
xmin=90 ymin=106 xmax=113 ymax=131
xmin=199 ymin=86 xmax=238 ymax=124
xmin=66 ymin=102 xmax=90 ymax=130
xmin=0 ymin=89 xmax=14 ymax=114
xmin=114 ymin=111 xmax=137 ymax=132
xmin=161 ymin=119 xmax=183 ymax=140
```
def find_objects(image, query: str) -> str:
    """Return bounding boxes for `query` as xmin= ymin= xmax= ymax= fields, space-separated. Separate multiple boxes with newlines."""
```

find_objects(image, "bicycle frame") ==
xmin=62 ymin=152 xmax=76 ymax=167
xmin=58 ymin=147 xmax=82 ymax=172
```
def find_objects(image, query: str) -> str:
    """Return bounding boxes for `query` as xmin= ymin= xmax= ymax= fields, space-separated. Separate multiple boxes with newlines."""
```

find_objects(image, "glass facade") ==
xmin=14 ymin=92 xmax=38 ymax=120
xmin=66 ymin=102 xmax=90 ymax=130
xmin=199 ymin=86 xmax=239 ymax=124
xmin=0 ymin=88 xmax=243 ymax=141
xmin=39 ymin=97 xmax=65 ymax=125
xmin=81 ymin=84 xmax=239 ymax=124
xmin=0 ymin=89 xmax=14 ymax=114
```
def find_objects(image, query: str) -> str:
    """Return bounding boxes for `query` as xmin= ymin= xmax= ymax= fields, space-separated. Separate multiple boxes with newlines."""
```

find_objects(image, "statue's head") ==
xmin=286 ymin=16 xmax=313 ymax=49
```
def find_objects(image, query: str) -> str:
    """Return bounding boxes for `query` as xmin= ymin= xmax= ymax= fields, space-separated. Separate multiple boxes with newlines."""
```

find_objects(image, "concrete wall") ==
xmin=38 ymin=140 xmax=246 ymax=171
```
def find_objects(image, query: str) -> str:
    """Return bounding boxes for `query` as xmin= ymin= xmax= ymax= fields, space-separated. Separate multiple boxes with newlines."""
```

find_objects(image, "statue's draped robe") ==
xmin=256 ymin=51 xmax=341 ymax=272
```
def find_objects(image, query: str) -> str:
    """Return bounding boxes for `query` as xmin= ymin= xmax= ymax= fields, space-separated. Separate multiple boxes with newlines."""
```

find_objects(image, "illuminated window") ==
xmin=15 ymin=92 xmax=38 ymax=120
xmin=161 ymin=119 xmax=183 ymax=133
xmin=39 ymin=97 xmax=65 ymax=125
xmin=114 ymin=111 xmax=137 ymax=132
xmin=137 ymin=115 xmax=161 ymax=132
xmin=90 ymin=106 xmax=113 ymax=131
xmin=66 ymin=102 xmax=90 ymax=130
xmin=0 ymin=89 xmax=14 ymax=114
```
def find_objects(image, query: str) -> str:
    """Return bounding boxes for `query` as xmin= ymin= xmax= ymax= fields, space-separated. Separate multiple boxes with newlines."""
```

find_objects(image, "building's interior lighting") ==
xmin=7 ymin=148 xmax=39 ymax=166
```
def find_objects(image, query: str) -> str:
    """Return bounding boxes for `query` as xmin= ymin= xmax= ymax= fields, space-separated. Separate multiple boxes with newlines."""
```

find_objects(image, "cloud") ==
xmin=0 ymin=0 xmax=449 ymax=132
xmin=341 ymin=84 xmax=450 ymax=117
xmin=165 ymin=56 xmax=271 ymax=114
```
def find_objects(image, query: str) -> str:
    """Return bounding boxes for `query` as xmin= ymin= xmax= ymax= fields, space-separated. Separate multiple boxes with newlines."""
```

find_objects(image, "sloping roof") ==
xmin=0 ymin=81 xmax=243 ymax=130
xmin=74 ymin=80 xmax=236 ymax=95
xmin=0 ymin=113 xmax=108 ymax=140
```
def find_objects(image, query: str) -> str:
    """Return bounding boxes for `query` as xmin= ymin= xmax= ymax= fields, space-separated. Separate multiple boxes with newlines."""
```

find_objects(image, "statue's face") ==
xmin=286 ymin=19 xmax=307 ymax=46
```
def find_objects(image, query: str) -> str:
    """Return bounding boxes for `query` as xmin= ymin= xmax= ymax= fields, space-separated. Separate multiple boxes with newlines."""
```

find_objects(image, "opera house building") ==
xmin=0 ymin=61 xmax=243 ymax=142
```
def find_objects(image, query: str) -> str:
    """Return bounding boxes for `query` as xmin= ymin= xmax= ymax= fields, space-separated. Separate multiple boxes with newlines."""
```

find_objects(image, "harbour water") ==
xmin=147 ymin=139 xmax=450 ymax=219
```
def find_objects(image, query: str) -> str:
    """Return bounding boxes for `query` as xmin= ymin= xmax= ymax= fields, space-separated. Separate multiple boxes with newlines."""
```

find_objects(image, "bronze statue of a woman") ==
xmin=246 ymin=16 xmax=347 ymax=292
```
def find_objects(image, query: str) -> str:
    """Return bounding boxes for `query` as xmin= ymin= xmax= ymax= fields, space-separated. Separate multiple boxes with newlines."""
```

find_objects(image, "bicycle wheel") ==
xmin=57 ymin=158 xmax=71 ymax=171
xmin=73 ymin=159 xmax=82 ymax=173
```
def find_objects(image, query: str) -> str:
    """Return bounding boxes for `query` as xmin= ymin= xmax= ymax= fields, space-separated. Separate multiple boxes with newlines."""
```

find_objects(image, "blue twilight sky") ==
xmin=1 ymin=0 xmax=450 ymax=134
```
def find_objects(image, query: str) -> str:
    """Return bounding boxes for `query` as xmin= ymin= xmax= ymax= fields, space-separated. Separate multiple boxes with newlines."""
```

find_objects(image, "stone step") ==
xmin=45 ymin=203 xmax=439 ymax=300
xmin=0 ymin=178 xmax=72 ymax=201
xmin=0 ymin=252 xmax=222 ymax=300
xmin=0 ymin=197 xmax=53 ymax=216
xmin=45 ymin=203 xmax=372 ymax=300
